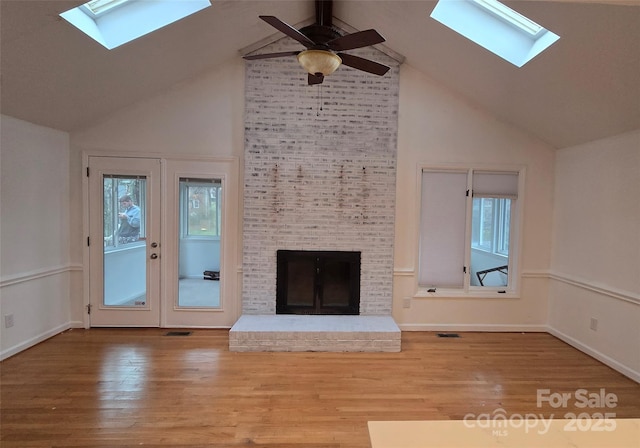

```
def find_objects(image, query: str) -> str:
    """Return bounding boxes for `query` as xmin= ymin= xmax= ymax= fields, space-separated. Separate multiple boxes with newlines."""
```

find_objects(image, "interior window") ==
xmin=419 ymin=169 xmax=519 ymax=292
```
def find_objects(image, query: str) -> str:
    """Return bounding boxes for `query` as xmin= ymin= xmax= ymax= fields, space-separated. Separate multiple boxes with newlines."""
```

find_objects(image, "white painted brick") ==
xmin=243 ymin=33 xmax=399 ymax=316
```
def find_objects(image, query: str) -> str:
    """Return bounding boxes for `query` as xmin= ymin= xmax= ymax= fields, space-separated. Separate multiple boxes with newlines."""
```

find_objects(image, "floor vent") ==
xmin=437 ymin=333 xmax=460 ymax=338
xmin=165 ymin=331 xmax=192 ymax=336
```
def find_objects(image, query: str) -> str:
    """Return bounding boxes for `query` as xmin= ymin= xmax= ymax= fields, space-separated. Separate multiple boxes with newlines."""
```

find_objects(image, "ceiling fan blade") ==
xmin=327 ymin=29 xmax=385 ymax=51
xmin=308 ymin=73 xmax=324 ymax=85
xmin=244 ymin=51 xmax=300 ymax=60
xmin=337 ymin=53 xmax=390 ymax=76
xmin=259 ymin=15 xmax=316 ymax=48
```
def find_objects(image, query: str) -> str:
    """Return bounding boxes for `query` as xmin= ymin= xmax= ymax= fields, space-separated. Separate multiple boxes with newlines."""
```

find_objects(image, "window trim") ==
xmin=81 ymin=0 xmax=131 ymax=18
xmin=471 ymin=0 xmax=543 ymax=37
xmin=414 ymin=164 xmax=525 ymax=298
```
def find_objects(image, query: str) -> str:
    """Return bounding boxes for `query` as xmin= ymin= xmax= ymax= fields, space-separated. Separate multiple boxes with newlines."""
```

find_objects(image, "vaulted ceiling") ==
xmin=1 ymin=0 xmax=638 ymax=149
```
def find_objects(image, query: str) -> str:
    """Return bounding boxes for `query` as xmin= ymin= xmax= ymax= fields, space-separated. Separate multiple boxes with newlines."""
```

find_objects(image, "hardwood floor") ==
xmin=1 ymin=329 xmax=639 ymax=447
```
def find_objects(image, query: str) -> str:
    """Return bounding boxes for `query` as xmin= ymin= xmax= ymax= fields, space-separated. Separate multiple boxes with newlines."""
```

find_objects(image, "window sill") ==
xmin=471 ymin=247 xmax=509 ymax=258
xmin=415 ymin=288 xmax=519 ymax=299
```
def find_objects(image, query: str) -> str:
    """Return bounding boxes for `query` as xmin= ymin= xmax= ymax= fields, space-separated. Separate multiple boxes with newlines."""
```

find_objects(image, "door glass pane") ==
xmin=103 ymin=175 xmax=147 ymax=307
xmin=470 ymin=197 xmax=511 ymax=287
xmin=178 ymin=178 xmax=222 ymax=308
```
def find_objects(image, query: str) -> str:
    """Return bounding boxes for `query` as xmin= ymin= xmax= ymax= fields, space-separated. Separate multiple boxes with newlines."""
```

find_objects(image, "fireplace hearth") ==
xmin=276 ymin=250 xmax=360 ymax=315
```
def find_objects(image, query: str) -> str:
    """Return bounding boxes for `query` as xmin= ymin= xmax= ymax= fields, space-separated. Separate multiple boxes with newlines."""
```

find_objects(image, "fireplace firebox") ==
xmin=276 ymin=250 xmax=361 ymax=315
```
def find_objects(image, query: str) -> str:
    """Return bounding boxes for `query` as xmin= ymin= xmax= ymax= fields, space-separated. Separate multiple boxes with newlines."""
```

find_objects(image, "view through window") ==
xmin=471 ymin=197 xmax=512 ymax=286
xmin=182 ymin=181 xmax=222 ymax=237
xmin=472 ymin=197 xmax=511 ymax=255
xmin=103 ymin=175 xmax=146 ymax=248
xmin=178 ymin=178 xmax=222 ymax=308
xmin=102 ymin=174 xmax=147 ymax=308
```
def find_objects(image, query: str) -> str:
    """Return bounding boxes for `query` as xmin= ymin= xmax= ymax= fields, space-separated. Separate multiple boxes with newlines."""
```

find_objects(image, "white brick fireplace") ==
xmin=230 ymin=31 xmax=402 ymax=351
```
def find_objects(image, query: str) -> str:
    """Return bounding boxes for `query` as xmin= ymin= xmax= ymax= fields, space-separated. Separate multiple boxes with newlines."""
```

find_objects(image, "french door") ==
xmin=88 ymin=156 xmax=161 ymax=326
xmin=87 ymin=156 xmax=238 ymax=327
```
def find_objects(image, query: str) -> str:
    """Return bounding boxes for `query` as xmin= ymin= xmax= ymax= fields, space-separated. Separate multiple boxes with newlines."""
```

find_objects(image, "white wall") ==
xmin=70 ymin=59 xmax=245 ymax=326
xmin=0 ymin=115 xmax=77 ymax=359
xmin=71 ymin=59 xmax=245 ymax=157
xmin=393 ymin=64 xmax=555 ymax=331
xmin=549 ymin=130 xmax=640 ymax=381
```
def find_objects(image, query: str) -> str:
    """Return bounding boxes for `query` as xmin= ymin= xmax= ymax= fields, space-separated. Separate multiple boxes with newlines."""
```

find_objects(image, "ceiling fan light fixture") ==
xmin=297 ymin=50 xmax=342 ymax=76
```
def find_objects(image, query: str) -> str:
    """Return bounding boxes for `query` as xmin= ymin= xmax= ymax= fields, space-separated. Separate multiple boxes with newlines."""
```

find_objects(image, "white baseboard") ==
xmin=0 ymin=322 xmax=76 ymax=361
xmin=548 ymin=327 xmax=640 ymax=383
xmin=399 ymin=323 xmax=548 ymax=332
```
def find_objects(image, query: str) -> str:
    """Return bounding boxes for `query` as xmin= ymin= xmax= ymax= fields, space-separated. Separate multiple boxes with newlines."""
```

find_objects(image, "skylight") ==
xmin=60 ymin=0 xmax=211 ymax=50
xmin=430 ymin=0 xmax=560 ymax=67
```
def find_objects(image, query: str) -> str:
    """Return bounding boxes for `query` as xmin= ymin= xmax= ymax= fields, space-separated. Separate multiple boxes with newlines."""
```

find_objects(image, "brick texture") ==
xmin=243 ymin=33 xmax=400 ymax=315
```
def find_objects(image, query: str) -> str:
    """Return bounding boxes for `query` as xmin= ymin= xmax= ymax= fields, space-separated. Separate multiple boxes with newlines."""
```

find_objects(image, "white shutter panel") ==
xmin=418 ymin=171 xmax=467 ymax=288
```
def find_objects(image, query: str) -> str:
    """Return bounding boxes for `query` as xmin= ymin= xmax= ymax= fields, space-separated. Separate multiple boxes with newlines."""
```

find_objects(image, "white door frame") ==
xmin=161 ymin=158 xmax=240 ymax=328
xmin=82 ymin=152 xmax=240 ymax=329
xmin=86 ymin=156 xmax=162 ymax=327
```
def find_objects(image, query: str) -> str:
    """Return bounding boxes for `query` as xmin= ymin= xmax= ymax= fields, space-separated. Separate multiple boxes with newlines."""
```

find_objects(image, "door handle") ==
xmin=151 ymin=242 xmax=158 ymax=248
xmin=150 ymin=253 xmax=158 ymax=259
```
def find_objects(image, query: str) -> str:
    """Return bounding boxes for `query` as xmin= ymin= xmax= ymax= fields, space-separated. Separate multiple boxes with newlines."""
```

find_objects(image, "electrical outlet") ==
xmin=403 ymin=297 xmax=411 ymax=309
xmin=4 ymin=314 xmax=14 ymax=328
xmin=590 ymin=317 xmax=598 ymax=331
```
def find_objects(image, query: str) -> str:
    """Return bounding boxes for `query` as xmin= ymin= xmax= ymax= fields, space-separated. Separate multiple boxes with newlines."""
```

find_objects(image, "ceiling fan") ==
xmin=244 ymin=0 xmax=390 ymax=85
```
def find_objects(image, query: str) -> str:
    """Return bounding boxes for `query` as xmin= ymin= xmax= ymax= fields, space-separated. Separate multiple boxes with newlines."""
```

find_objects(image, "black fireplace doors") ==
xmin=276 ymin=250 xmax=360 ymax=315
